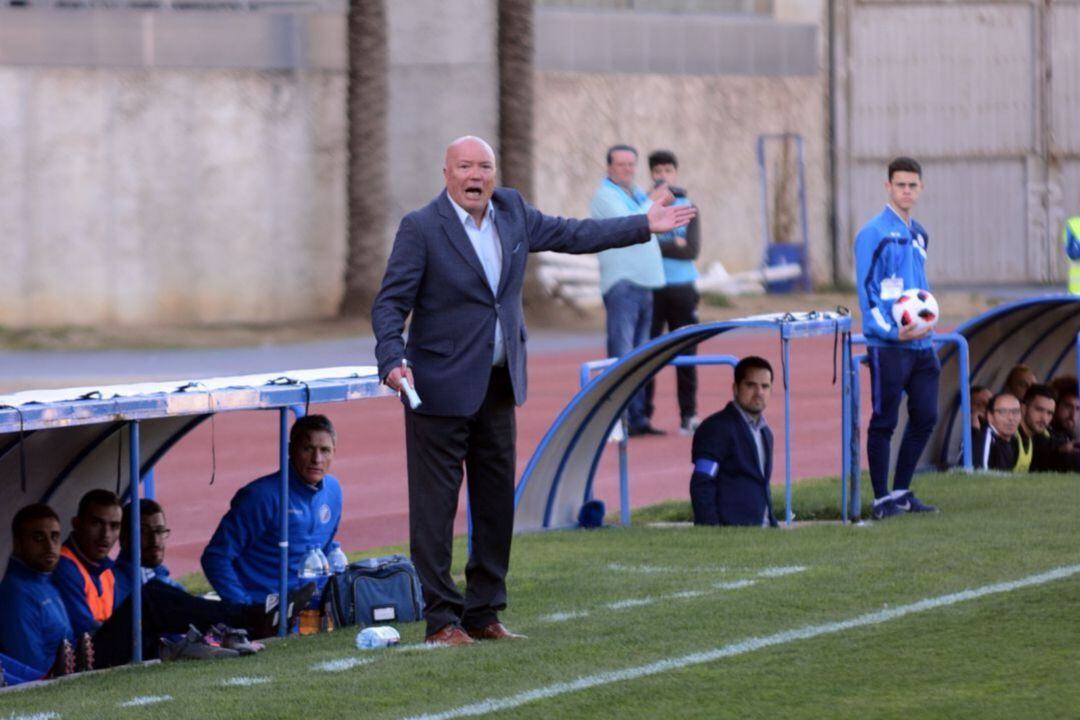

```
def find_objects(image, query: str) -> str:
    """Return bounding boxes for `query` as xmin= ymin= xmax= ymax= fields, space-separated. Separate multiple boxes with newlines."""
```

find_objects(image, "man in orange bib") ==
xmin=51 ymin=489 xmax=120 ymax=638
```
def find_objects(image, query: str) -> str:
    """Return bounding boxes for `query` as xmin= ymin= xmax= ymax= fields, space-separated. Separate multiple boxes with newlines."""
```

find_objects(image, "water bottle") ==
xmin=355 ymin=626 xmax=400 ymax=649
xmin=299 ymin=545 xmax=324 ymax=579
xmin=327 ymin=545 xmax=348 ymax=574
xmin=314 ymin=547 xmax=331 ymax=576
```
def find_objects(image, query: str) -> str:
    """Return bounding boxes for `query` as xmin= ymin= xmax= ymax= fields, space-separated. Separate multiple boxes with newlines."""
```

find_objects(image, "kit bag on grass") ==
xmin=323 ymin=554 xmax=424 ymax=627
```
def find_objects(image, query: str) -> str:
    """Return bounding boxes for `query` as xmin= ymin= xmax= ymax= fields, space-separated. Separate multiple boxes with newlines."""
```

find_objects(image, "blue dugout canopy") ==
xmin=0 ymin=366 xmax=390 ymax=652
xmin=514 ymin=312 xmax=854 ymax=532
xmin=920 ymin=295 xmax=1080 ymax=470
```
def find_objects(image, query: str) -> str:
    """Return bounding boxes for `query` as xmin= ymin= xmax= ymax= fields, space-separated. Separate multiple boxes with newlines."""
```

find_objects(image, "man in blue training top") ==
xmin=202 ymin=414 xmax=343 ymax=605
xmin=855 ymin=156 xmax=940 ymax=520
xmin=113 ymin=498 xmax=185 ymax=605
xmin=591 ymin=143 xmax=672 ymax=437
xmin=0 ymin=504 xmax=75 ymax=685
xmin=51 ymin=489 xmax=121 ymax=639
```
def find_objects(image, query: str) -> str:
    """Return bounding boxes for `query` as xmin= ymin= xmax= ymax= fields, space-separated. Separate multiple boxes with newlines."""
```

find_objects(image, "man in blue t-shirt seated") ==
xmin=0 ymin=504 xmax=76 ymax=686
xmin=201 ymin=414 xmax=344 ymax=606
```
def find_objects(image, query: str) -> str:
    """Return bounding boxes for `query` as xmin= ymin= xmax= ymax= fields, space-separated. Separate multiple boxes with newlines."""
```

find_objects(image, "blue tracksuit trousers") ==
xmin=867 ymin=346 xmax=940 ymax=499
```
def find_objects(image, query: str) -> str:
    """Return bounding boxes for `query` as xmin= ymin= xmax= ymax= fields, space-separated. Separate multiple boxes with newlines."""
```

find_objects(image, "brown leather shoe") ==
xmin=424 ymin=624 xmax=476 ymax=646
xmin=466 ymin=622 xmax=527 ymax=641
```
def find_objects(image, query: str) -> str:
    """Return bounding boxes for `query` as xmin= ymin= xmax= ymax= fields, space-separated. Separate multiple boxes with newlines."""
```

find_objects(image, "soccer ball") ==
xmin=891 ymin=288 xmax=939 ymax=331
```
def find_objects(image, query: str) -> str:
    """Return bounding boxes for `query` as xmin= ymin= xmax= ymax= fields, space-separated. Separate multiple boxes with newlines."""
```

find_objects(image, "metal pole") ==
xmin=840 ymin=331 xmax=851 ymax=523
xmin=619 ymin=423 xmax=630 ymax=526
xmin=278 ymin=408 xmax=289 ymax=637
xmin=956 ymin=336 xmax=974 ymax=471
xmin=143 ymin=467 xmax=155 ymax=500
xmin=128 ymin=421 xmax=142 ymax=663
xmin=796 ymin=135 xmax=812 ymax=292
xmin=850 ymin=354 xmax=865 ymax=519
xmin=782 ymin=337 xmax=793 ymax=526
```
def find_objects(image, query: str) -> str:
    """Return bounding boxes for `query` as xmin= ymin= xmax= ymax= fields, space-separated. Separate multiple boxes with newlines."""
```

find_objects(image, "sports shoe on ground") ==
xmin=871 ymin=498 xmax=904 ymax=520
xmin=209 ymin=624 xmax=264 ymax=655
xmin=160 ymin=625 xmax=240 ymax=662
xmin=628 ymin=424 xmax=666 ymax=437
xmin=894 ymin=492 xmax=938 ymax=513
xmin=50 ymin=638 xmax=76 ymax=677
xmin=679 ymin=416 xmax=700 ymax=436
xmin=76 ymin=632 xmax=94 ymax=672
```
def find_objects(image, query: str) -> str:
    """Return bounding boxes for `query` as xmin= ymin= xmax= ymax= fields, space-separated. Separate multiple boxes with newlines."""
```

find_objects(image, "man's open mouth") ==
xmin=465 ymin=187 xmax=483 ymax=199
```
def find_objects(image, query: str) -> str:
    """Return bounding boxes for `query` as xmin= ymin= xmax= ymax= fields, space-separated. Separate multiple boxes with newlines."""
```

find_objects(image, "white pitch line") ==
xmin=310 ymin=657 xmax=374 ymax=672
xmin=667 ymin=590 xmax=706 ymax=600
xmin=5 ymin=714 xmax=60 ymax=720
xmin=397 ymin=643 xmax=453 ymax=653
xmin=118 ymin=695 xmax=172 ymax=708
xmin=604 ymin=598 xmax=655 ymax=610
xmin=606 ymin=563 xmax=728 ymax=574
xmin=401 ymin=564 xmax=1080 ymax=720
xmin=757 ymin=566 xmax=807 ymax=578
xmin=221 ymin=676 xmax=273 ymax=687
xmin=540 ymin=611 xmax=589 ymax=623
xmin=712 ymin=579 xmax=756 ymax=590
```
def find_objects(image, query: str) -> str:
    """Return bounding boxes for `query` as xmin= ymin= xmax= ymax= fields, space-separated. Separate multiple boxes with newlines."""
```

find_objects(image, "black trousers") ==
xmin=93 ymin=579 xmax=251 ymax=667
xmin=645 ymin=282 xmax=700 ymax=421
xmin=404 ymin=365 xmax=516 ymax=635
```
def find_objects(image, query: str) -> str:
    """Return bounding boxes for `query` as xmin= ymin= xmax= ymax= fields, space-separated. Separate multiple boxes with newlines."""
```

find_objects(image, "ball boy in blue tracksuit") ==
xmin=854 ymin=157 xmax=940 ymax=520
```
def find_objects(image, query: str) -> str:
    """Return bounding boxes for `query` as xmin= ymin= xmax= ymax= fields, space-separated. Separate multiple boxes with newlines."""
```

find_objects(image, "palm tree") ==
xmin=340 ymin=0 xmax=388 ymax=317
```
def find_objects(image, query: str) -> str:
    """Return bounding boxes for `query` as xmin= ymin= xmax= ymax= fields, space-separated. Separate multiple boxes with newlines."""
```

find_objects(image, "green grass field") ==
xmin=2 ymin=471 xmax=1079 ymax=720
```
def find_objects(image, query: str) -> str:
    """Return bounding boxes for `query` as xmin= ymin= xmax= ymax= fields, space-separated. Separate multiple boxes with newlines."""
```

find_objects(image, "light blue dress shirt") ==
xmin=448 ymin=195 xmax=506 ymax=366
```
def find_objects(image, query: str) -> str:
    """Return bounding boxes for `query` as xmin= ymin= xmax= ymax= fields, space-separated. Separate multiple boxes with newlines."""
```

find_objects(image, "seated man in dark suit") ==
xmin=690 ymin=356 xmax=777 ymax=527
xmin=973 ymin=392 xmax=1022 ymax=471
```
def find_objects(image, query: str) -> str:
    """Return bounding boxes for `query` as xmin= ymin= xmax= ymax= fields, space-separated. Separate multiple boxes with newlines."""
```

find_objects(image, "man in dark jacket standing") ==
xmin=690 ymin=356 xmax=777 ymax=527
xmin=372 ymin=136 xmax=694 ymax=646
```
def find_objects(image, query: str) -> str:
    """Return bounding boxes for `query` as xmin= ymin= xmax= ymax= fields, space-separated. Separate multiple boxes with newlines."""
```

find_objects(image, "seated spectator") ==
xmin=1018 ymin=384 xmax=1058 ymax=472
xmin=1049 ymin=375 xmax=1079 ymax=444
xmin=51 ymin=489 xmax=121 ymax=639
xmin=0 ymin=504 xmax=76 ymax=685
xmin=973 ymin=393 xmax=1022 ymax=471
xmin=113 ymin=498 xmax=185 ymax=604
xmin=54 ymin=491 xmax=311 ymax=668
xmin=1004 ymin=364 xmax=1037 ymax=404
xmin=202 ymin=414 xmax=343 ymax=605
xmin=970 ymin=385 xmax=993 ymax=432
xmin=690 ymin=356 xmax=777 ymax=527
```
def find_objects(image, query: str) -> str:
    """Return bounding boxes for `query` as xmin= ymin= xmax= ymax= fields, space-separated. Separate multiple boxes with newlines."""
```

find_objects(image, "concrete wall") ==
xmin=0 ymin=2 xmax=498 ymax=328
xmin=0 ymin=67 xmax=348 ymax=326
xmin=532 ymin=71 xmax=828 ymax=281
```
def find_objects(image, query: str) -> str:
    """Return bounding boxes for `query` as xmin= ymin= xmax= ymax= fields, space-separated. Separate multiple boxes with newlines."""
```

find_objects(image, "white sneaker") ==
xmin=679 ymin=416 xmax=700 ymax=436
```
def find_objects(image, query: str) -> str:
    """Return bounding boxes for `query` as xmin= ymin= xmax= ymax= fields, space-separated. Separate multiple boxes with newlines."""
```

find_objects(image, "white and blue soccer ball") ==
xmin=891 ymin=288 xmax=939 ymax=332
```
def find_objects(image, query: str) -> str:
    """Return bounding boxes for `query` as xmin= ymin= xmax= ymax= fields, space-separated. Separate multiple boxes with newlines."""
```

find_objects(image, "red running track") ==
xmin=157 ymin=333 xmax=871 ymax=576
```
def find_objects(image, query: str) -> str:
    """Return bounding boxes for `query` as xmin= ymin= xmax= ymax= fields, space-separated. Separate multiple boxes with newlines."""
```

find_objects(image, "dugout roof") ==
xmin=0 ymin=367 xmax=389 ymax=564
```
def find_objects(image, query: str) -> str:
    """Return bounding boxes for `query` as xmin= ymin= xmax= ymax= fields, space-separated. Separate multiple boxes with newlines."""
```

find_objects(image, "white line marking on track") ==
xmin=757 ymin=566 xmax=806 ymax=578
xmin=712 ymin=580 xmax=756 ymax=590
xmin=401 ymin=564 xmax=1080 ymax=720
xmin=118 ymin=695 xmax=172 ymax=708
xmin=604 ymin=598 xmax=655 ymax=610
xmin=310 ymin=658 xmax=374 ymax=672
xmin=540 ymin=611 xmax=589 ymax=623
xmin=221 ymin=676 xmax=273 ymax=687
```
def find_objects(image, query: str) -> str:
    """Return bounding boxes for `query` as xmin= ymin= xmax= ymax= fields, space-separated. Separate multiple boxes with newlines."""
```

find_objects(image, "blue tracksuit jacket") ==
xmin=201 ymin=467 xmax=343 ymax=605
xmin=0 ymin=557 xmax=74 ymax=676
xmin=854 ymin=205 xmax=933 ymax=350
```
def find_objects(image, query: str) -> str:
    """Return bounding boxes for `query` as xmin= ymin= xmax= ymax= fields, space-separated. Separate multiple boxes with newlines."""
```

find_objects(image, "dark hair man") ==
xmin=1004 ymin=364 xmax=1037 ymax=405
xmin=202 ymin=414 xmax=341 ymax=607
xmin=51 ymin=489 xmax=122 ymax=638
xmin=854 ymin=157 xmax=939 ymax=519
xmin=974 ymin=393 xmax=1023 ymax=471
xmin=644 ymin=149 xmax=703 ymax=436
xmin=372 ymin=135 xmax=694 ymax=646
xmin=1018 ymin=384 xmax=1059 ymax=472
xmin=690 ymin=356 xmax=777 ymax=527
xmin=1049 ymin=375 xmax=1079 ymax=453
xmin=0 ymin=504 xmax=75 ymax=685
xmin=591 ymin=143 xmax=678 ymax=437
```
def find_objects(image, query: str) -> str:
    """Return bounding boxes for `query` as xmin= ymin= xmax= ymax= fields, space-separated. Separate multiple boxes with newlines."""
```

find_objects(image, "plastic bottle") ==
xmin=355 ymin=626 xmax=400 ymax=649
xmin=327 ymin=545 xmax=349 ymax=574
xmin=314 ymin=547 xmax=331 ymax=576
xmin=299 ymin=545 xmax=325 ymax=580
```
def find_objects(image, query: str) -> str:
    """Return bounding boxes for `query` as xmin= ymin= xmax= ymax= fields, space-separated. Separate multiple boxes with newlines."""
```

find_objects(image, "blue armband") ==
xmin=693 ymin=459 xmax=719 ymax=477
